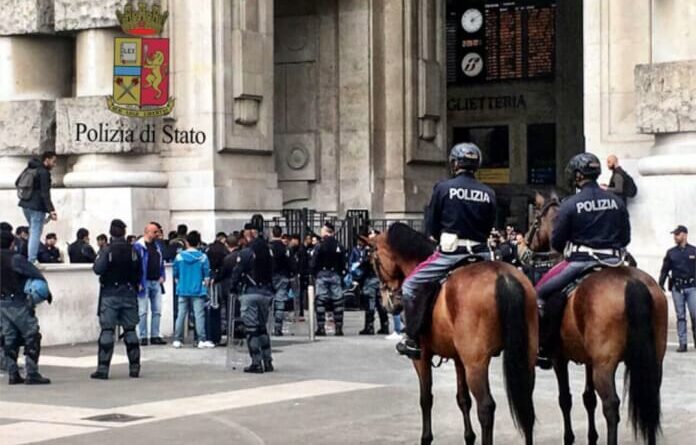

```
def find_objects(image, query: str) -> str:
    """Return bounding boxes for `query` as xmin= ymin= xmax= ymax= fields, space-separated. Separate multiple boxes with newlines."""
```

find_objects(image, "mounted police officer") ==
xmin=311 ymin=222 xmax=346 ymax=336
xmin=229 ymin=222 xmax=274 ymax=373
xmin=535 ymin=153 xmax=630 ymax=369
xmin=0 ymin=229 xmax=51 ymax=385
xmin=396 ymin=143 xmax=496 ymax=359
xmin=91 ymin=219 xmax=142 ymax=380
xmin=659 ymin=225 xmax=696 ymax=352
xmin=269 ymin=226 xmax=291 ymax=336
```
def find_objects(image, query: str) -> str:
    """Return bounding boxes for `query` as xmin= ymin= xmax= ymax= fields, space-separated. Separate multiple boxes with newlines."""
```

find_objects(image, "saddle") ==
xmin=560 ymin=263 xmax=613 ymax=299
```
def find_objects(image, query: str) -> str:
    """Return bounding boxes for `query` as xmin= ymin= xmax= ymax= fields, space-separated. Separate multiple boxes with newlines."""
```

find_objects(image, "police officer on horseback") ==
xmin=397 ymin=142 xmax=497 ymax=359
xmin=535 ymin=153 xmax=630 ymax=369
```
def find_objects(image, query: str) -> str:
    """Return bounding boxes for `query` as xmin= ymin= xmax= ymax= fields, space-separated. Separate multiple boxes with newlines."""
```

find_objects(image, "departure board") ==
xmin=447 ymin=0 xmax=556 ymax=84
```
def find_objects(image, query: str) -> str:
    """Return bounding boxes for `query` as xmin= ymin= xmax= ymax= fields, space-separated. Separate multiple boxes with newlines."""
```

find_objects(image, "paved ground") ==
xmin=0 ymin=312 xmax=694 ymax=445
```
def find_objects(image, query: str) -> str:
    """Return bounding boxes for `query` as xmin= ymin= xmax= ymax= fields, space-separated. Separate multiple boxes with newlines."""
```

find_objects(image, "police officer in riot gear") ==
xmin=269 ymin=226 xmax=291 ymax=336
xmin=397 ymin=142 xmax=497 ymax=359
xmin=535 ymin=153 xmax=630 ymax=368
xmin=229 ymin=223 xmax=274 ymax=373
xmin=91 ymin=219 xmax=143 ymax=380
xmin=311 ymin=222 xmax=346 ymax=336
xmin=0 ymin=230 xmax=51 ymax=385
xmin=355 ymin=232 xmax=389 ymax=335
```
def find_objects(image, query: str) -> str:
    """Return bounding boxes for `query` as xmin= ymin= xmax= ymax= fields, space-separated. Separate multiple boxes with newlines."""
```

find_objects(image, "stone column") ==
xmin=632 ymin=1 xmax=696 ymax=273
xmin=50 ymin=0 xmax=169 ymax=235
xmin=0 ymin=1 xmax=70 ymax=225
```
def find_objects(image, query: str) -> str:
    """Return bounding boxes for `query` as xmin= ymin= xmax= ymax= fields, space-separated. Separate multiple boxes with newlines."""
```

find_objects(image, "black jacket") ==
xmin=17 ymin=158 xmax=55 ymax=213
xmin=425 ymin=172 xmax=497 ymax=243
xmin=311 ymin=236 xmax=346 ymax=274
xmin=93 ymin=237 xmax=142 ymax=295
xmin=1 ymin=248 xmax=45 ymax=297
xmin=269 ymin=239 xmax=291 ymax=277
xmin=38 ymin=244 xmax=62 ymax=263
xmin=551 ymin=182 xmax=630 ymax=255
xmin=205 ymin=241 xmax=228 ymax=280
xmin=68 ymin=240 xmax=97 ymax=263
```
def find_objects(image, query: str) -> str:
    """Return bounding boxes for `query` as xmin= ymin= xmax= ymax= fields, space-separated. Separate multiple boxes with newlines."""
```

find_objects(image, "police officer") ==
xmin=659 ymin=225 xmax=696 ymax=352
xmin=269 ymin=226 xmax=291 ymax=336
xmin=91 ymin=219 xmax=142 ymax=380
xmin=396 ymin=143 xmax=496 ymax=359
xmin=535 ymin=153 xmax=630 ymax=368
xmin=229 ymin=223 xmax=274 ymax=373
xmin=0 ymin=229 xmax=51 ymax=384
xmin=356 ymin=233 xmax=389 ymax=335
xmin=311 ymin=222 xmax=346 ymax=336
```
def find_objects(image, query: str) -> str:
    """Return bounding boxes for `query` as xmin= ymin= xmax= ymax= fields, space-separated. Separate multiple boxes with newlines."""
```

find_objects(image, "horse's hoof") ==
xmin=564 ymin=432 xmax=575 ymax=445
xmin=420 ymin=436 xmax=433 ymax=445
xmin=465 ymin=433 xmax=476 ymax=445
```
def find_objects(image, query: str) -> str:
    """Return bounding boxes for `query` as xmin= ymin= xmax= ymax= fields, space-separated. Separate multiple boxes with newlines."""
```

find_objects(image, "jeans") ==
xmin=672 ymin=287 xmax=696 ymax=346
xmin=138 ymin=281 xmax=163 ymax=339
xmin=392 ymin=314 xmax=402 ymax=334
xmin=174 ymin=297 xmax=207 ymax=342
xmin=22 ymin=208 xmax=45 ymax=263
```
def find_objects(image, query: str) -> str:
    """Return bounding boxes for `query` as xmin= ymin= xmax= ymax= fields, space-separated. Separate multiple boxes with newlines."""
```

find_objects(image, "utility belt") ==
xmin=673 ymin=277 xmax=696 ymax=290
xmin=565 ymin=244 xmax=625 ymax=260
xmin=100 ymin=281 xmax=135 ymax=290
xmin=319 ymin=267 xmax=340 ymax=273
xmin=439 ymin=233 xmax=488 ymax=255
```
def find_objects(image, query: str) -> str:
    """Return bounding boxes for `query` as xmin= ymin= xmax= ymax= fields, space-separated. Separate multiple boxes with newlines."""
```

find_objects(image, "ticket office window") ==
xmin=527 ymin=123 xmax=556 ymax=185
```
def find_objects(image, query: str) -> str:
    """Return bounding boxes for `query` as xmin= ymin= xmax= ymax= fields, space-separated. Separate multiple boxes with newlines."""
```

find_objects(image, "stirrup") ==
xmin=396 ymin=339 xmax=421 ymax=360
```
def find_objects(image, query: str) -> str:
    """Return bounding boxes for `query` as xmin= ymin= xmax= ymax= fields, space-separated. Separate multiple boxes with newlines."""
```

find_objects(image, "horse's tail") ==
xmin=624 ymin=279 xmax=662 ymax=443
xmin=495 ymin=273 xmax=535 ymax=439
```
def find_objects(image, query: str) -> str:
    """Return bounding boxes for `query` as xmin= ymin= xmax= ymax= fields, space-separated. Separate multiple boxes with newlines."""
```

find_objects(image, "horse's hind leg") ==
xmin=583 ymin=365 xmax=599 ymax=445
xmin=593 ymin=363 xmax=620 ymax=445
xmin=466 ymin=361 xmax=495 ymax=445
xmin=553 ymin=358 xmax=575 ymax=445
xmin=413 ymin=354 xmax=434 ymax=445
xmin=455 ymin=360 xmax=476 ymax=445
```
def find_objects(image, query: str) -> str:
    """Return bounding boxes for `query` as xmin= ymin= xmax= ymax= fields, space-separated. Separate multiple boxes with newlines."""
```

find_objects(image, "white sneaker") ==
xmin=385 ymin=332 xmax=403 ymax=341
xmin=172 ymin=340 xmax=183 ymax=349
xmin=198 ymin=341 xmax=215 ymax=349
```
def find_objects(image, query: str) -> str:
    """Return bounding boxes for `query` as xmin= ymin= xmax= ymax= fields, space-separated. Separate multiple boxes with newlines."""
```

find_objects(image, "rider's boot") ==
xmin=396 ymin=284 xmax=436 ymax=360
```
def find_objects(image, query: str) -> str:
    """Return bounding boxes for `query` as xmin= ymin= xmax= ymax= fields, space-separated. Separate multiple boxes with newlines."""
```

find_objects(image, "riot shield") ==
xmin=225 ymin=293 xmax=248 ymax=370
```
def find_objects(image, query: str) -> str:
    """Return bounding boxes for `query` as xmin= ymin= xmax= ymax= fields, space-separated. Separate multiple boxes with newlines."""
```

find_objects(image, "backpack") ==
xmin=617 ymin=168 xmax=638 ymax=198
xmin=15 ymin=167 xmax=38 ymax=201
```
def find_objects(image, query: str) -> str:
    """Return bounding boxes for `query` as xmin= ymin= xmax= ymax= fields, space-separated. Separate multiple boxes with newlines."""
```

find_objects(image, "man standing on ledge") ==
xmin=91 ymin=219 xmax=142 ymax=380
xmin=16 ymin=152 xmax=58 ymax=264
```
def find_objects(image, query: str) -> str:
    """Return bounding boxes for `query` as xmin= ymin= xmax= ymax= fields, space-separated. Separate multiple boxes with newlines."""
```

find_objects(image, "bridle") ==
xmin=525 ymin=200 xmax=559 ymax=249
xmin=370 ymin=245 xmax=403 ymax=311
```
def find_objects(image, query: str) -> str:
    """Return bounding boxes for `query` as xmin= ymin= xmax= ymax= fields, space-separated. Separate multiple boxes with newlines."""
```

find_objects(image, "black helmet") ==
xmin=565 ymin=153 xmax=601 ymax=188
xmin=449 ymin=143 xmax=482 ymax=172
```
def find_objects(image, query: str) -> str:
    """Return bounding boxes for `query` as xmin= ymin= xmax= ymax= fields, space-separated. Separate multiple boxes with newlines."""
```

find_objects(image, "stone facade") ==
xmin=0 ymin=0 xmax=692 ymax=276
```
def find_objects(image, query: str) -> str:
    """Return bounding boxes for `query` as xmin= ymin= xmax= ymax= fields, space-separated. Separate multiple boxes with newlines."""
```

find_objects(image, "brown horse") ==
xmin=369 ymin=223 xmax=537 ymax=445
xmin=527 ymin=203 xmax=668 ymax=445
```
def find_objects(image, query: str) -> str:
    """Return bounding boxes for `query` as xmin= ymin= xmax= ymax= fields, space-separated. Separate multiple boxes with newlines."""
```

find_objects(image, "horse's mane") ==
xmin=386 ymin=223 xmax=435 ymax=263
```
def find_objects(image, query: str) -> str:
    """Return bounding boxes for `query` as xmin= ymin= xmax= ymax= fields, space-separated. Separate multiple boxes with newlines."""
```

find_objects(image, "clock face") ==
xmin=461 ymin=8 xmax=483 ymax=33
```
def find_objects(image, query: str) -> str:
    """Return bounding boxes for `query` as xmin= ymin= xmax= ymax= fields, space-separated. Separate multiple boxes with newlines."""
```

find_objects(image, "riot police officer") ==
xmin=91 ymin=219 xmax=143 ymax=379
xmin=229 ymin=223 xmax=274 ymax=373
xmin=0 ymin=229 xmax=51 ymax=385
xmin=311 ymin=222 xmax=346 ymax=336
xmin=397 ymin=143 xmax=496 ymax=359
xmin=269 ymin=226 xmax=291 ymax=336
xmin=535 ymin=153 xmax=630 ymax=368
xmin=355 ymin=232 xmax=389 ymax=335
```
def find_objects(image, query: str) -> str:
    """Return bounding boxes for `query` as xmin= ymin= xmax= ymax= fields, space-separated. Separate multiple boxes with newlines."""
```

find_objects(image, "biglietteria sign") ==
xmin=107 ymin=2 xmax=175 ymax=117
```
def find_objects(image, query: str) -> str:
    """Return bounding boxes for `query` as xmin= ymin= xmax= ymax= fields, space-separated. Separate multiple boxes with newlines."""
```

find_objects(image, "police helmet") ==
xmin=24 ymin=278 xmax=50 ymax=305
xmin=449 ymin=143 xmax=482 ymax=172
xmin=565 ymin=153 xmax=602 ymax=184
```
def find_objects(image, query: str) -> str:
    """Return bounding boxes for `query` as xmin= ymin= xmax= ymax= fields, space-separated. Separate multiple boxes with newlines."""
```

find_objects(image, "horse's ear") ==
xmin=534 ymin=191 xmax=545 ymax=207
xmin=359 ymin=235 xmax=371 ymax=245
xmin=550 ymin=190 xmax=560 ymax=203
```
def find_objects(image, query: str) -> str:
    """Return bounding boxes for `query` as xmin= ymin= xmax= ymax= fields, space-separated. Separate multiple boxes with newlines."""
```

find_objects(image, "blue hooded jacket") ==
xmin=173 ymin=249 xmax=210 ymax=297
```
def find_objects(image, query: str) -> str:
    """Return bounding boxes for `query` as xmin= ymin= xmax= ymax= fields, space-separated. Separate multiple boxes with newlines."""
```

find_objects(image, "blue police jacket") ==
xmin=425 ymin=172 xmax=496 ymax=243
xmin=659 ymin=243 xmax=696 ymax=288
xmin=551 ymin=182 xmax=630 ymax=254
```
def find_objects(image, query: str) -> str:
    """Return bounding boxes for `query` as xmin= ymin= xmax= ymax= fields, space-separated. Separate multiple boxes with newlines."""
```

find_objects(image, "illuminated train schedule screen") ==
xmin=447 ymin=0 xmax=556 ymax=84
